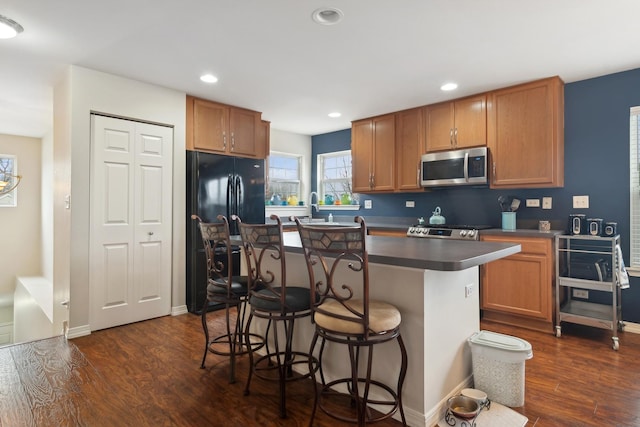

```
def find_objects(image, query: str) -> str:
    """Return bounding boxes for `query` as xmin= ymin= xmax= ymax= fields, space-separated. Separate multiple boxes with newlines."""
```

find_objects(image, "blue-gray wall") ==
xmin=311 ymin=67 xmax=640 ymax=322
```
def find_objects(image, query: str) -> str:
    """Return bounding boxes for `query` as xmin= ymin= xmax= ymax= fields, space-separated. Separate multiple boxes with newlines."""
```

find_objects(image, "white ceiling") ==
xmin=2 ymin=0 xmax=640 ymax=138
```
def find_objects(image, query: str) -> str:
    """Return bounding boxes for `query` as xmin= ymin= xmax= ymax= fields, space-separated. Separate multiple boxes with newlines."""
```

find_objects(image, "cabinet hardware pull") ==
xmin=450 ymin=128 xmax=453 ymax=147
xmin=223 ymin=132 xmax=227 ymax=150
xmin=231 ymin=132 xmax=235 ymax=151
xmin=492 ymin=162 xmax=496 ymax=182
xmin=454 ymin=128 xmax=458 ymax=147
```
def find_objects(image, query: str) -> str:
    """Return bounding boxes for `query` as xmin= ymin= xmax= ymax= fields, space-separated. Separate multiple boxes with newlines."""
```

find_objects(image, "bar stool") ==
xmin=294 ymin=216 xmax=408 ymax=426
xmin=235 ymin=214 xmax=319 ymax=418
xmin=192 ymin=214 xmax=264 ymax=384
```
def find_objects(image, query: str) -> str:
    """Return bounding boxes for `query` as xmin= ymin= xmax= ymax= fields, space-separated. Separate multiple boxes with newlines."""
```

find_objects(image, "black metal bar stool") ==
xmin=235 ymin=214 xmax=319 ymax=418
xmin=192 ymin=214 xmax=264 ymax=384
xmin=294 ymin=216 xmax=408 ymax=426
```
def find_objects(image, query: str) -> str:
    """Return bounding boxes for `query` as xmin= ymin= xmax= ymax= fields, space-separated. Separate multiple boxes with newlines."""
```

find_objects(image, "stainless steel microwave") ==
xmin=420 ymin=147 xmax=488 ymax=187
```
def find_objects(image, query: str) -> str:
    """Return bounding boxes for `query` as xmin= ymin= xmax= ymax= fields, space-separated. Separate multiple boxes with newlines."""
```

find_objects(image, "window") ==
xmin=318 ymin=150 xmax=353 ymax=201
xmin=267 ymin=152 xmax=301 ymax=203
xmin=0 ymin=155 xmax=18 ymax=207
xmin=630 ymin=107 xmax=640 ymax=269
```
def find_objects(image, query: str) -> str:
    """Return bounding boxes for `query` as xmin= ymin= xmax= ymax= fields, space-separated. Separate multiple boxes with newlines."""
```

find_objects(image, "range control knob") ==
xmin=467 ymin=230 xmax=477 ymax=239
xmin=460 ymin=230 xmax=467 ymax=237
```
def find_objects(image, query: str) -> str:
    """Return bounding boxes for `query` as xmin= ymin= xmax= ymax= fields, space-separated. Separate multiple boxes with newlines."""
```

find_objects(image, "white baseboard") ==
xmin=171 ymin=305 xmax=188 ymax=316
xmin=67 ymin=324 xmax=91 ymax=339
xmin=624 ymin=321 xmax=640 ymax=334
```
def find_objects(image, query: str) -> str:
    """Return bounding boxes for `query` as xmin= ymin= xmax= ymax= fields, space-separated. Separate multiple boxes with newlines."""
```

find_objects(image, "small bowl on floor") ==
xmin=447 ymin=395 xmax=480 ymax=419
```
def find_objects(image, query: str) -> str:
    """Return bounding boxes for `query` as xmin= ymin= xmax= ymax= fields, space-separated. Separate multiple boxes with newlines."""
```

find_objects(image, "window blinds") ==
xmin=630 ymin=107 xmax=640 ymax=267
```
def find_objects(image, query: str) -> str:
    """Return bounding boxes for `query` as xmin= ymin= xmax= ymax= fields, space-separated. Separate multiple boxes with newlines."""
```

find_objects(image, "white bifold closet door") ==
xmin=89 ymin=114 xmax=173 ymax=331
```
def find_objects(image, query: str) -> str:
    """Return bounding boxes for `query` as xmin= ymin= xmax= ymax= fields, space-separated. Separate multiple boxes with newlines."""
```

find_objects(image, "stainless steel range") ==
xmin=406 ymin=224 xmax=490 ymax=240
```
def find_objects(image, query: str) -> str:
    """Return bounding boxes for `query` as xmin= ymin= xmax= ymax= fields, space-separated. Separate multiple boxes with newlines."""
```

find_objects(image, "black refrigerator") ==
xmin=186 ymin=151 xmax=266 ymax=313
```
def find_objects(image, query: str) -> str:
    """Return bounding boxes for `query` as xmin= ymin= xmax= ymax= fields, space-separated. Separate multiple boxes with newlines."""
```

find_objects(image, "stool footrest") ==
xmin=207 ymin=332 xmax=265 ymax=357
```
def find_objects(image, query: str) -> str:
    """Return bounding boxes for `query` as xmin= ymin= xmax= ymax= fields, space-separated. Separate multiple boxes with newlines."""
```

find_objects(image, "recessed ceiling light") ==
xmin=0 ymin=15 xmax=24 ymax=39
xmin=200 ymin=74 xmax=218 ymax=83
xmin=440 ymin=82 xmax=458 ymax=91
xmin=312 ymin=8 xmax=344 ymax=25
xmin=328 ymin=112 xmax=341 ymax=118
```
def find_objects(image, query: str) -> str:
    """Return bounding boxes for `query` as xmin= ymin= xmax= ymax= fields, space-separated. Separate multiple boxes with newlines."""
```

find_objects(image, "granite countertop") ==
xmin=280 ymin=232 xmax=520 ymax=272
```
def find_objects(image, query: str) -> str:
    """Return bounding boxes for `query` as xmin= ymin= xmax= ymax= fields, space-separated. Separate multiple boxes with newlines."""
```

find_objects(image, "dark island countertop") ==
xmin=279 ymin=232 xmax=521 ymax=272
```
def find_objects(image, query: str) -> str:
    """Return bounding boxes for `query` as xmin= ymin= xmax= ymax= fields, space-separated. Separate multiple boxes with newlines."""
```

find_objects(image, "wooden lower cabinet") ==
xmin=480 ymin=235 xmax=555 ymax=333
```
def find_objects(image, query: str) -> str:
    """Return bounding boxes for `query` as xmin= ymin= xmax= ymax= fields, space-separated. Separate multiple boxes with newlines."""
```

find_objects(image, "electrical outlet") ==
xmin=406 ymin=200 xmax=415 ymax=208
xmin=364 ymin=200 xmax=372 ymax=209
xmin=542 ymin=197 xmax=552 ymax=209
xmin=573 ymin=195 xmax=589 ymax=209
xmin=573 ymin=289 xmax=589 ymax=299
xmin=465 ymin=284 xmax=474 ymax=298
xmin=526 ymin=199 xmax=540 ymax=208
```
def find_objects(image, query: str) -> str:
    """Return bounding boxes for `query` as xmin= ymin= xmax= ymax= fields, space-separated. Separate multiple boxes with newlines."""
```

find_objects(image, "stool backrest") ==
xmin=192 ymin=214 xmax=234 ymax=297
xmin=294 ymin=216 xmax=371 ymax=337
xmin=236 ymin=215 xmax=289 ymax=311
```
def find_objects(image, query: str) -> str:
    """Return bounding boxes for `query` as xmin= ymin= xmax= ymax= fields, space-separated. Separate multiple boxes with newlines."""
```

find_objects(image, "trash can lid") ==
xmin=468 ymin=330 xmax=532 ymax=353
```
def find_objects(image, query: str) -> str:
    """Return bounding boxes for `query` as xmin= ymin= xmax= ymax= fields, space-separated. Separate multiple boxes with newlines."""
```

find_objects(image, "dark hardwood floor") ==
xmin=1 ymin=309 xmax=639 ymax=426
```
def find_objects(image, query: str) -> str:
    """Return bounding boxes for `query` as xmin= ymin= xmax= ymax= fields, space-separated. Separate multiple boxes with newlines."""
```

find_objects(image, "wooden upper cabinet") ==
xmin=424 ymin=94 xmax=487 ymax=152
xmin=487 ymin=76 xmax=564 ymax=188
xmin=186 ymin=95 xmax=268 ymax=159
xmin=352 ymin=120 xmax=373 ymax=193
xmin=351 ymin=114 xmax=395 ymax=193
xmin=229 ymin=107 xmax=259 ymax=156
xmin=254 ymin=120 xmax=270 ymax=159
xmin=192 ymin=98 xmax=227 ymax=153
xmin=395 ymin=108 xmax=424 ymax=191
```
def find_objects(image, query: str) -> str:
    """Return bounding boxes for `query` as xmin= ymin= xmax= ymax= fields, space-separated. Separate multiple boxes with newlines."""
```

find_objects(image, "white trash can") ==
xmin=467 ymin=330 xmax=533 ymax=407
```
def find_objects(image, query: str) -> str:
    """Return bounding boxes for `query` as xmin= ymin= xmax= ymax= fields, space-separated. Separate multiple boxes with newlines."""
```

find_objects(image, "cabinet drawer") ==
xmin=481 ymin=235 xmax=550 ymax=255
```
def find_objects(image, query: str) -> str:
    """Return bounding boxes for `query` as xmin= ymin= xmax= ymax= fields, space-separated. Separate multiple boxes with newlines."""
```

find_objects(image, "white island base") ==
xmin=253 ymin=252 xmax=480 ymax=427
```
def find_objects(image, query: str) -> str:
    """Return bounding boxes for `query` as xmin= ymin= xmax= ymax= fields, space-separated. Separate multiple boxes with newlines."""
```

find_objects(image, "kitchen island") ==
xmin=245 ymin=232 xmax=520 ymax=427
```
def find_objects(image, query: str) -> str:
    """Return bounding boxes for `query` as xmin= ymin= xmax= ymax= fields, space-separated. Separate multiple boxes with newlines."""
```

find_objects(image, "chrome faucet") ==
xmin=309 ymin=191 xmax=319 ymax=212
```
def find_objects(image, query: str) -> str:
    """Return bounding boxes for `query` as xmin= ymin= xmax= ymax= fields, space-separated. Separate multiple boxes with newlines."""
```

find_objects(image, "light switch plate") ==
xmin=364 ymin=200 xmax=372 ymax=209
xmin=542 ymin=197 xmax=552 ymax=209
xmin=526 ymin=199 xmax=540 ymax=207
xmin=405 ymin=200 xmax=415 ymax=208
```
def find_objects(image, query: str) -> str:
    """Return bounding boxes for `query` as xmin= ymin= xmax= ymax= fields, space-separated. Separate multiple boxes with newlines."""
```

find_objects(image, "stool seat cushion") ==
xmin=207 ymin=276 xmax=249 ymax=297
xmin=314 ymin=299 xmax=401 ymax=335
xmin=250 ymin=286 xmax=311 ymax=312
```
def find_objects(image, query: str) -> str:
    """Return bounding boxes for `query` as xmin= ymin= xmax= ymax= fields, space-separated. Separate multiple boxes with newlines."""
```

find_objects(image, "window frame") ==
xmin=267 ymin=151 xmax=303 ymax=203
xmin=0 ymin=155 xmax=18 ymax=208
xmin=317 ymin=150 xmax=353 ymax=201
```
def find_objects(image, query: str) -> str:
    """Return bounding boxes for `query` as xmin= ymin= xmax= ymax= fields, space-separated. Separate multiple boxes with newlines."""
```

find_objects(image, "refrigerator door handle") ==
xmin=226 ymin=174 xmax=233 ymax=219
xmin=235 ymin=175 xmax=243 ymax=219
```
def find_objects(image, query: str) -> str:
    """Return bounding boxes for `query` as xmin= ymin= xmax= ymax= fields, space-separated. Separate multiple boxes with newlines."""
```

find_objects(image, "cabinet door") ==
xmin=371 ymin=114 xmax=396 ymax=191
xmin=229 ymin=108 xmax=258 ymax=157
xmin=424 ymin=102 xmax=455 ymax=152
xmin=368 ymin=229 xmax=407 ymax=238
xmin=395 ymin=108 xmax=423 ymax=191
xmin=488 ymin=76 xmax=564 ymax=188
xmin=454 ymin=95 xmax=486 ymax=148
xmin=193 ymin=98 xmax=228 ymax=153
xmin=351 ymin=119 xmax=374 ymax=192
xmin=254 ymin=120 xmax=270 ymax=159
xmin=481 ymin=236 xmax=552 ymax=322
